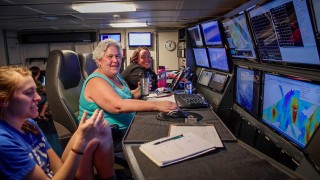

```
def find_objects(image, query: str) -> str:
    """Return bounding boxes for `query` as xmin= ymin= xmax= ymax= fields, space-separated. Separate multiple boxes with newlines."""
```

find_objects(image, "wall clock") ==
xmin=164 ymin=40 xmax=176 ymax=51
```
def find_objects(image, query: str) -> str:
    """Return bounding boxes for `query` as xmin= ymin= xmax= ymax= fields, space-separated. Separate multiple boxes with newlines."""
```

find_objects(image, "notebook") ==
xmin=139 ymin=132 xmax=215 ymax=167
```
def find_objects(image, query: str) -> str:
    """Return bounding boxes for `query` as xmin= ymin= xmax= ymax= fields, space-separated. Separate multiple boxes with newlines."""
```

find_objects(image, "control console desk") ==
xmin=122 ymin=107 xmax=303 ymax=179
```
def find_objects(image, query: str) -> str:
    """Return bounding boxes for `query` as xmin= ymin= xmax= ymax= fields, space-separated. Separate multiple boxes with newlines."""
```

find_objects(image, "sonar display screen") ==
xmin=262 ymin=73 xmax=320 ymax=148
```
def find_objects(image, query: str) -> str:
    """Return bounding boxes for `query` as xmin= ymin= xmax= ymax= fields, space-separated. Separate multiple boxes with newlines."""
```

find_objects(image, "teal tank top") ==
xmin=78 ymin=72 xmax=135 ymax=130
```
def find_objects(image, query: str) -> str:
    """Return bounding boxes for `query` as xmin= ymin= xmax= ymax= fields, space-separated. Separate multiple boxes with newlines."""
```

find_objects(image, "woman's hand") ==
xmin=156 ymin=101 xmax=177 ymax=112
xmin=76 ymin=109 xmax=105 ymax=147
xmin=131 ymin=82 xmax=142 ymax=99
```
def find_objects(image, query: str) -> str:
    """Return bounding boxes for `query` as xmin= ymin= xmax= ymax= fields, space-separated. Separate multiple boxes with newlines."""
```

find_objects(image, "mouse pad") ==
xmin=156 ymin=112 xmax=203 ymax=122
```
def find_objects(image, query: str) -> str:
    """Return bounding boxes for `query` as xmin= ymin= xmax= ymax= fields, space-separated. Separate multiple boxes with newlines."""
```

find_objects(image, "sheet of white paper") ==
xmin=146 ymin=93 xmax=176 ymax=102
xmin=169 ymin=125 xmax=223 ymax=148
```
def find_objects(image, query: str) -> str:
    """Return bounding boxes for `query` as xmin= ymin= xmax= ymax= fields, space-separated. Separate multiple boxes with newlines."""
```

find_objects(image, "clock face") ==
xmin=165 ymin=40 xmax=176 ymax=51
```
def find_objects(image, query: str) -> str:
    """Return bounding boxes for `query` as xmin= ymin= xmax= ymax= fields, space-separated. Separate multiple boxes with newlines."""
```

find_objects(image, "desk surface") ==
xmin=123 ymin=109 xmax=302 ymax=180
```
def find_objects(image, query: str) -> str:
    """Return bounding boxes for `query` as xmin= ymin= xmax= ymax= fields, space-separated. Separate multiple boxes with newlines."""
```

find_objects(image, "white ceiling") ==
xmin=0 ymin=0 xmax=250 ymax=31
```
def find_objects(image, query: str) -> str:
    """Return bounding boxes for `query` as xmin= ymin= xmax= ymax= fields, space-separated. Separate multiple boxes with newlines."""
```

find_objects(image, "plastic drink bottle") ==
xmin=157 ymin=66 xmax=167 ymax=88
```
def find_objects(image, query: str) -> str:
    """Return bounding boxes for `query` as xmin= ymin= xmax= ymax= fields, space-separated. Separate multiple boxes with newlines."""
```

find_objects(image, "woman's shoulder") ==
xmin=126 ymin=63 xmax=144 ymax=72
xmin=121 ymin=63 xmax=143 ymax=77
xmin=86 ymin=72 xmax=109 ymax=82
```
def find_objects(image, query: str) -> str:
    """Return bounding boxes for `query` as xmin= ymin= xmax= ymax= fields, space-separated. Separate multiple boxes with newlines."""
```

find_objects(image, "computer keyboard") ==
xmin=174 ymin=94 xmax=209 ymax=108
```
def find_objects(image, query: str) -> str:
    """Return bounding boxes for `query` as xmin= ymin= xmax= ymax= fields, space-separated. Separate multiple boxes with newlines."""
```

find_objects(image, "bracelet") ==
xmin=71 ymin=148 xmax=84 ymax=155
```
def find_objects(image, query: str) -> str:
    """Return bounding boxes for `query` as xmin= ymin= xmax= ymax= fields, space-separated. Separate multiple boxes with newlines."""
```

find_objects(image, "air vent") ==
xmin=19 ymin=31 xmax=97 ymax=44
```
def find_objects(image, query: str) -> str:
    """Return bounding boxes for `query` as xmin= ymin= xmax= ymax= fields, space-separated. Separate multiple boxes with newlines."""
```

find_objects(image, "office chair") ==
xmin=78 ymin=53 xmax=97 ymax=79
xmin=46 ymin=50 xmax=131 ymax=175
xmin=46 ymin=50 xmax=83 ymax=149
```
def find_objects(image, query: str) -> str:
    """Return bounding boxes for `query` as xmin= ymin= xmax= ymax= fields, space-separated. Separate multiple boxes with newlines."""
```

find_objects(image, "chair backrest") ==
xmin=78 ymin=53 xmax=97 ymax=79
xmin=46 ymin=50 xmax=84 ymax=145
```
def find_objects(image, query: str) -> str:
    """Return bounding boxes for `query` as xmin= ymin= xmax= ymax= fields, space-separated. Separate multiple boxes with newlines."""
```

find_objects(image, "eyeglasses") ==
xmin=106 ymin=54 xmax=122 ymax=60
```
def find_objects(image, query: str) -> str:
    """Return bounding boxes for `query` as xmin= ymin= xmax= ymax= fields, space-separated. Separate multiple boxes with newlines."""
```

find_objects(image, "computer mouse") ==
xmin=167 ymin=110 xmax=188 ymax=118
xmin=156 ymin=110 xmax=188 ymax=121
xmin=156 ymin=111 xmax=202 ymax=122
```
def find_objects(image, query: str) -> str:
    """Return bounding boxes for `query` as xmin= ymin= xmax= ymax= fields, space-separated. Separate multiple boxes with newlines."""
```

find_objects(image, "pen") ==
xmin=154 ymin=134 xmax=184 ymax=145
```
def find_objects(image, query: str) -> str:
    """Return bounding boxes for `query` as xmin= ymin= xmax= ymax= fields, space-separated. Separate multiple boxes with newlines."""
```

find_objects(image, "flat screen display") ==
xmin=41 ymin=76 xmax=46 ymax=86
xmin=235 ymin=66 xmax=261 ymax=118
xmin=201 ymin=20 xmax=222 ymax=45
xmin=311 ymin=0 xmax=320 ymax=35
xmin=128 ymin=32 xmax=152 ymax=47
xmin=99 ymin=33 xmax=121 ymax=42
xmin=248 ymin=0 xmax=320 ymax=66
xmin=192 ymin=48 xmax=210 ymax=68
xmin=187 ymin=25 xmax=204 ymax=46
xmin=223 ymin=14 xmax=257 ymax=60
xmin=262 ymin=73 xmax=320 ymax=149
xmin=197 ymin=69 xmax=213 ymax=86
xmin=209 ymin=73 xmax=228 ymax=93
xmin=207 ymin=47 xmax=230 ymax=72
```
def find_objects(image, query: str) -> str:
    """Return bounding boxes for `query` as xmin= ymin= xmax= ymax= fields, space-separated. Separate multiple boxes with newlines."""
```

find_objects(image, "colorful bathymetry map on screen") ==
xmin=262 ymin=74 xmax=320 ymax=148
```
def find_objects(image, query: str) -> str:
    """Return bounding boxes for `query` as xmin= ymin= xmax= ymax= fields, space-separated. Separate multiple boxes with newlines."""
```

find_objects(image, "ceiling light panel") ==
xmin=72 ymin=3 xmax=136 ymax=13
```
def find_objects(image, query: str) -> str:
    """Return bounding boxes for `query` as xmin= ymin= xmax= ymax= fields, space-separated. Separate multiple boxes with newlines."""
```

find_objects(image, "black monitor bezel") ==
xmin=247 ymin=0 xmax=320 ymax=70
xmin=197 ymin=69 xmax=214 ymax=87
xmin=304 ymin=123 xmax=320 ymax=173
xmin=192 ymin=47 xmax=210 ymax=68
xmin=310 ymin=0 xmax=319 ymax=38
xmin=200 ymin=20 xmax=223 ymax=46
xmin=207 ymin=47 xmax=231 ymax=73
xmin=99 ymin=33 xmax=121 ymax=42
xmin=222 ymin=12 xmax=259 ymax=62
xmin=234 ymin=65 xmax=262 ymax=119
xmin=128 ymin=32 xmax=152 ymax=47
xmin=187 ymin=24 xmax=204 ymax=47
xmin=261 ymin=71 xmax=320 ymax=150
xmin=208 ymin=72 xmax=229 ymax=93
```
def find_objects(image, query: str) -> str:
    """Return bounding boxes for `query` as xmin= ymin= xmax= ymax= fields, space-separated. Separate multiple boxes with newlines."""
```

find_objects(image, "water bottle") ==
xmin=184 ymin=81 xmax=192 ymax=94
xmin=157 ymin=66 xmax=167 ymax=88
xmin=140 ymin=71 xmax=150 ymax=96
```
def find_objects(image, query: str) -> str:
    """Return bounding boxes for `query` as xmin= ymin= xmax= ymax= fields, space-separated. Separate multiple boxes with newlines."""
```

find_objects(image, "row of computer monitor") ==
xmin=197 ymin=66 xmax=320 ymax=152
xmin=189 ymin=0 xmax=320 ymax=70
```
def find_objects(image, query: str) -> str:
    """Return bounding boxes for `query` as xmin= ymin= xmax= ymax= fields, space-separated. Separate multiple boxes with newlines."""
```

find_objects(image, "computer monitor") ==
xmin=187 ymin=25 xmax=204 ymax=46
xmin=192 ymin=48 xmax=210 ymax=68
xmin=208 ymin=73 xmax=228 ymax=93
xmin=248 ymin=0 xmax=320 ymax=67
xmin=262 ymin=73 xmax=320 ymax=149
xmin=311 ymin=0 xmax=320 ymax=36
xmin=41 ymin=76 xmax=46 ymax=86
xmin=200 ymin=20 xmax=223 ymax=46
xmin=223 ymin=13 xmax=257 ymax=60
xmin=128 ymin=32 xmax=152 ymax=47
xmin=169 ymin=68 xmax=188 ymax=92
xmin=197 ymin=69 xmax=213 ymax=86
xmin=207 ymin=47 xmax=230 ymax=73
xmin=99 ymin=33 xmax=121 ymax=42
xmin=235 ymin=66 xmax=261 ymax=118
